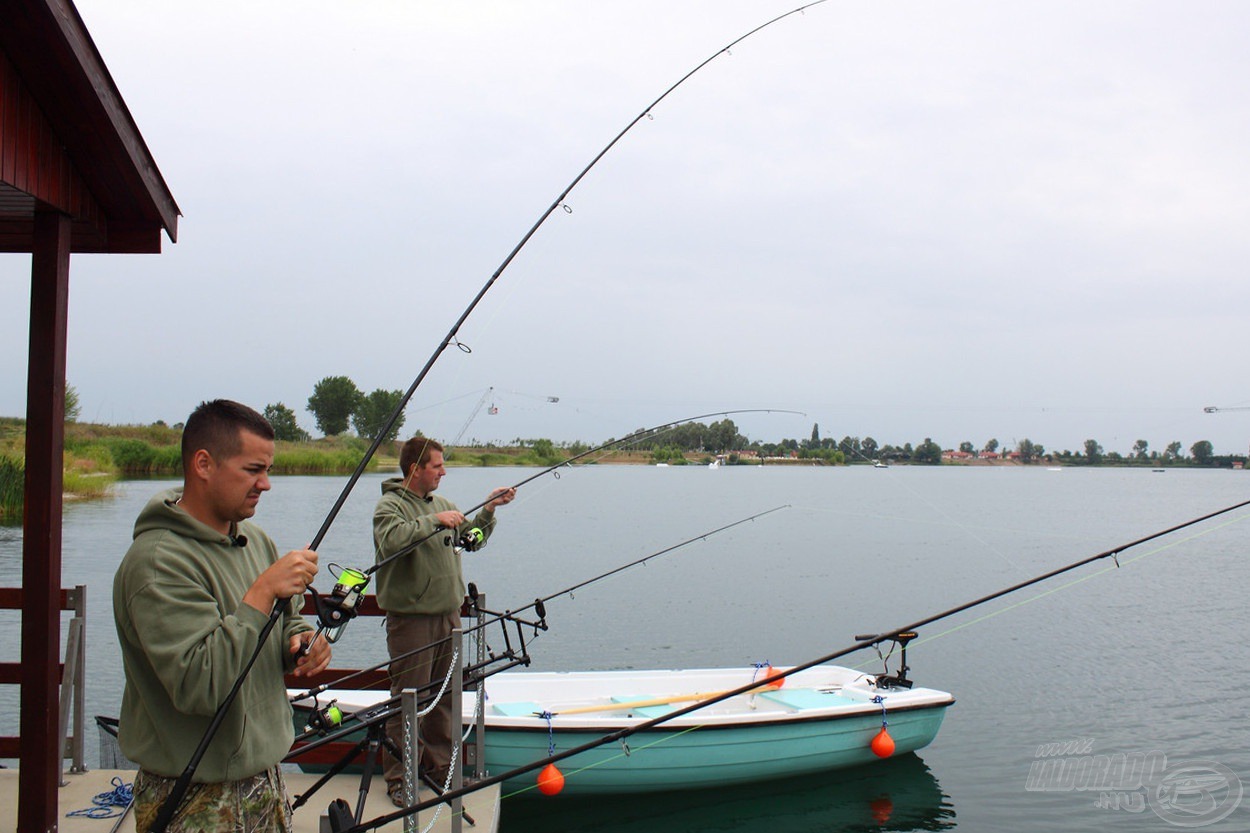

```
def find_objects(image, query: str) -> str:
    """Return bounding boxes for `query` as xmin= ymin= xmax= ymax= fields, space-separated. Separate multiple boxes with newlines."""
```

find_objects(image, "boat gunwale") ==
xmin=475 ymin=696 xmax=955 ymax=733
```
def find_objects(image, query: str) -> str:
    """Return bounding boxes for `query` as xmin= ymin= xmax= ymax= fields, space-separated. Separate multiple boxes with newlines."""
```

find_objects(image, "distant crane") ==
xmin=451 ymin=387 xmax=495 ymax=446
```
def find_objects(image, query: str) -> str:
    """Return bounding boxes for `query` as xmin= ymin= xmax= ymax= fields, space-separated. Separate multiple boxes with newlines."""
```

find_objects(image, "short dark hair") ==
xmin=181 ymin=399 xmax=274 ymax=469
xmin=400 ymin=436 xmax=443 ymax=476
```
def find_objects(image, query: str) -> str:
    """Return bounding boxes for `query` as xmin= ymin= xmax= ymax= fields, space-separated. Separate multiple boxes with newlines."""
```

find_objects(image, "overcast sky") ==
xmin=5 ymin=1 xmax=1250 ymax=455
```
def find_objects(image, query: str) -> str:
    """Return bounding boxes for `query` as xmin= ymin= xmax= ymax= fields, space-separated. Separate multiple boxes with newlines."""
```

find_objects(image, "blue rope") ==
xmin=541 ymin=710 xmax=556 ymax=756
xmin=871 ymin=694 xmax=889 ymax=728
xmin=750 ymin=659 xmax=771 ymax=683
xmin=66 ymin=776 xmax=133 ymax=819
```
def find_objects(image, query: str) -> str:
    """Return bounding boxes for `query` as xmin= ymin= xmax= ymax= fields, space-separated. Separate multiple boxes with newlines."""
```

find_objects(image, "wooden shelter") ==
xmin=0 ymin=0 xmax=178 ymax=829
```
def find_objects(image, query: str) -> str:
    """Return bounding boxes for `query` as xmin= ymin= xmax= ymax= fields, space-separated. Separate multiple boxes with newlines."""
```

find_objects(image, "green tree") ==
xmin=1165 ymin=441 xmax=1183 ymax=461
xmin=706 ymin=419 xmax=744 ymax=453
xmin=985 ymin=438 xmax=999 ymax=453
xmin=914 ymin=437 xmax=943 ymax=465
xmin=1084 ymin=439 xmax=1103 ymax=464
xmin=352 ymin=388 xmax=406 ymax=442
xmin=1017 ymin=438 xmax=1040 ymax=463
xmin=959 ymin=441 xmax=974 ymax=454
xmin=1132 ymin=439 xmax=1148 ymax=461
xmin=1191 ymin=440 xmax=1214 ymax=466
xmin=807 ymin=423 xmax=821 ymax=449
xmin=307 ymin=376 xmax=362 ymax=436
xmin=65 ymin=384 xmax=81 ymax=423
xmin=861 ymin=437 xmax=878 ymax=460
xmin=264 ymin=403 xmax=311 ymax=442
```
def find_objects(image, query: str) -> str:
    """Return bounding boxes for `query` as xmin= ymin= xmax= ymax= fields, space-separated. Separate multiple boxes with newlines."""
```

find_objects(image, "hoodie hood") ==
xmin=380 ymin=477 xmax=433 ymax=501
xmin=133 ymin=487 xmax=246 ymax=546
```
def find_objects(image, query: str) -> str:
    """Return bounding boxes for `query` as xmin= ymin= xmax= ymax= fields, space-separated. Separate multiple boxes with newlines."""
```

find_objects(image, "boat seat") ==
xmin=493 ymin=701 xmax=543 ymax=717
xmin=758 ymin=688 xmax=857 ymax=710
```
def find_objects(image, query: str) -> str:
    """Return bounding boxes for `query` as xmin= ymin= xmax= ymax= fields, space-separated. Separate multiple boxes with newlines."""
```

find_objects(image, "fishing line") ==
xmin=289 ymin=505 xmax=791 ymax=703
xmin=341 ymin=496 xmax=1250 ymax=832
xmin=889 ymin=506 xmax=1250 ymax=656
xmin=162 ymin=0 xmax=832 ymax=818
xmin=833 ymin=438 xmax=1027 ymax=572
xmin=366 ymin=410 xmax=799 ymax=576
xmin=792 ymin=501 xmax=1090 ymax=546
xmin=302 ymin=0 xmax=833 ymax=554
xmin=499 ymin=723 xmax=705 ymax=800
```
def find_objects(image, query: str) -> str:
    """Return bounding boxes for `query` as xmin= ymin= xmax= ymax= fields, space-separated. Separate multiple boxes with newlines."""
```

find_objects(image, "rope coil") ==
xmin=67 ymin=777 xmax=133 ymax=819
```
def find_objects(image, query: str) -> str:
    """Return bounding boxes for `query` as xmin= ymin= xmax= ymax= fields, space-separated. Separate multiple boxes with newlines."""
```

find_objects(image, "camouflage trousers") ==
xmin=132 ymin=766 xmax=293 ymax=833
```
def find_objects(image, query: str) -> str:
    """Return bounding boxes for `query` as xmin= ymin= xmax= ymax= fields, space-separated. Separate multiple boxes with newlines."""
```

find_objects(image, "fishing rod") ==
xmin=341 ymin=495 xmax=1250 ymax=833
xmin=290 ymin=505 xmax=790 ymax=704
xmin=300 ymin=0 xmax=832 ymax=554
xmin=287 ymin=505 xmax=793 ymax=816
xmin=158 ymin=410 xmax=797 ymax=831
xmin=373 ymin=410 xmax=798 ymax=573
xmin=160 ymin=0 xmax=833 ymax=823
xmin=302 ymin=410 xmax=800 ymax=644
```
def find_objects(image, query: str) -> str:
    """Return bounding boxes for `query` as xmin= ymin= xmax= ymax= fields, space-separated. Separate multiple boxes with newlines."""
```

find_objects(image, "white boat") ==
xmin=291 ymin=664 xmax=953 ymax=795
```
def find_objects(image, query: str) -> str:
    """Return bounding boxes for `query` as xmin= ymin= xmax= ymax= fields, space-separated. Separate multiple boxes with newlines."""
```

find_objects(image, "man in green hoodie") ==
xmin=374 ymin=436 xmax=515 ymax=805
xmin=113 ymin=399 xmax=331 ymax=833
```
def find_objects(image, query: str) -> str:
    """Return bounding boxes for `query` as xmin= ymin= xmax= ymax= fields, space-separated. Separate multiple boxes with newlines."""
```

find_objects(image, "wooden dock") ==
xmin=0 ymin=769 xmax=500 ymax=833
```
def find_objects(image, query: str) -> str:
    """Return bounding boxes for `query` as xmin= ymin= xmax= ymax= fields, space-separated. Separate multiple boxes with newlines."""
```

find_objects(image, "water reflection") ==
xmin=502 ymin=753 xmax=955 ymax=833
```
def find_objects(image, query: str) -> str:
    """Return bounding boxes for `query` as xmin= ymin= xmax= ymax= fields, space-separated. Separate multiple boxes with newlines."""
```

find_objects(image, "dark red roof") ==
xmin=0 ymin=0 xmax=179 ymax=253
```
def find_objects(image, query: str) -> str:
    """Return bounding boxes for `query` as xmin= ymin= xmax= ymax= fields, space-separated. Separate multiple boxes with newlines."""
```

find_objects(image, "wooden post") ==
xmin=21 ymin=210 xmax=71 ymax=833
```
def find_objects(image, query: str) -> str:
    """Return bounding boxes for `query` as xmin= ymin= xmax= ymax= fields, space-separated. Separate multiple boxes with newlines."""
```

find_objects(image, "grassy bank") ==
xmin=0 ymin=417 xmax=651 ymax=520
xmin=0 ymin=418 xmax=390 ymax=520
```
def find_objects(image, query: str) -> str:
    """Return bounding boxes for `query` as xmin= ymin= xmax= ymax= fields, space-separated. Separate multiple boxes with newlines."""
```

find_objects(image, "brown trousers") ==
xmin=383 ymin=611 xmax=460 ymax=788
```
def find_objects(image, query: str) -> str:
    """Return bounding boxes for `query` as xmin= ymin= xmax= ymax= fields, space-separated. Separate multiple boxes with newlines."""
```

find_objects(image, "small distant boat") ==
xmin=1153 ymin=469 xmax=1166 ymax=473
xmin=873 ymin=460 xmax=888 ymax=469
xmin=655 ymin=463 xmax=669 ymax=467
xmin=294 ymin=665 xmax=953 ymax=795
xmin=708 ymin=458 xmax=722 ymax=469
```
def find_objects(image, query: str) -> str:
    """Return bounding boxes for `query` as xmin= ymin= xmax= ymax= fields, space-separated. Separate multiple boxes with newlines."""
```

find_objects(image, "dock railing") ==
xmin=285 ymin=594 xmax=488 ymax=786
xmin=0 ymin=584 xmax=87 ymax=779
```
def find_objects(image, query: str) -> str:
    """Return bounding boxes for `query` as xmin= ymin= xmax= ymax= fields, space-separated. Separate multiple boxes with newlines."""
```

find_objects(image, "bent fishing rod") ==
xmin=342 ymin=495 xmax=1250 ymax=833
xmin=301 ymin=0 xmax=832 ymax=554
xmin=369 ymin=408 xmax=798 ymax=574
xmin=155 ymin=411 xmax=796 ymax=832
xmin=290 ymin=504 xmax=791 ymax=705
xmin=300 ymin=409 xmax=801 ymax=649
xmin=160 ymin=0 xmax=834 ymax=822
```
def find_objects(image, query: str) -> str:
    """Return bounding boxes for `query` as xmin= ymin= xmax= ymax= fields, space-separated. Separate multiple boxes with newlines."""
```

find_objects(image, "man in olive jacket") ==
xmin=114 ymin=400 xmax=331 ymax=832
xmin=374 ymin=436 xmax=514 ymax=804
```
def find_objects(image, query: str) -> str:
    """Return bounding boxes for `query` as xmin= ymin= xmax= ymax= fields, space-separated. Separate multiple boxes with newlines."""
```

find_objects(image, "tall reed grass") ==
xmin=0 ymin=455 xmax=23 ymax=521
xmin=273 ymin=448 xmax=363 ymax=474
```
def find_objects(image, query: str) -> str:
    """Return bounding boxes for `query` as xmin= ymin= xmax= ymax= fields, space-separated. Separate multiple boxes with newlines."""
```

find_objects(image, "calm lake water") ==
xmin=3 ymin=465 xmax=1248 ymax=832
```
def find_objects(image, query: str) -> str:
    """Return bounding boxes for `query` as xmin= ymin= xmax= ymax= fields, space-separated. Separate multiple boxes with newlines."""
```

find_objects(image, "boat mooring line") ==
xmin=342 ymin=495 xmax=1250 ymax=832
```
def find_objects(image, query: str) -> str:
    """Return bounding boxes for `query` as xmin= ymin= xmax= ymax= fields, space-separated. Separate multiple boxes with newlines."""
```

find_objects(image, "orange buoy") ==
xmin=765 ymin=665 xmax=785 ymax=688
xmin=870 ymin=726 xmax=895 ymax=758
xmin=537 ymin=763 xmax=565 ymax=796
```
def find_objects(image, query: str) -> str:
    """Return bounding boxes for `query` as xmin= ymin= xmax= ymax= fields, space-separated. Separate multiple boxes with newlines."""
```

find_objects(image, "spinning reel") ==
xmin=309 ymin=566 xmax=370 ymax=641
xmin=455 ymin=526 xmax=485 ymax=552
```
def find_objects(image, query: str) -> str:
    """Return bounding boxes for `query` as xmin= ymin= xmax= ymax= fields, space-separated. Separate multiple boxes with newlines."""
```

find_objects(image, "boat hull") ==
xmin=483 ymin=703 xmax=949 ymax=795
xmin=290 ymin=664 xmax=954 ymax=795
